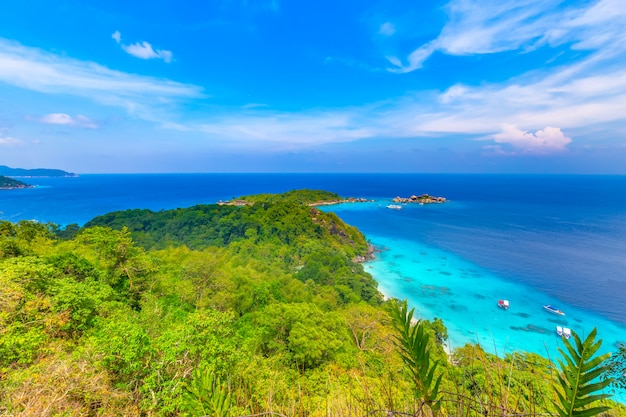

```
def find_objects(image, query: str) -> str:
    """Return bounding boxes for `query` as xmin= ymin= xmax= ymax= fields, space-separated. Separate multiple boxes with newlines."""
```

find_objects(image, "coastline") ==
xmin=364 ymin=253 xmax=454 ymax=358
xmin=362 ymin=233 xmax=626 ymax=356
xmin=1 ymin=173 xmax=625 ymax=404
xmin=4 ymin=174 xmax=626 ymax=345
xmin=363 ymin=234 xmax=625 ymax=403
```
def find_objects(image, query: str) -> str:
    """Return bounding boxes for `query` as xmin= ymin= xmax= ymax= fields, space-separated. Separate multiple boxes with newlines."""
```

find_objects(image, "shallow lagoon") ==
xmin=328 ymin=199 xmax=626 ymax=402
xmin=330 ymin=200 xmax=626 ymax=358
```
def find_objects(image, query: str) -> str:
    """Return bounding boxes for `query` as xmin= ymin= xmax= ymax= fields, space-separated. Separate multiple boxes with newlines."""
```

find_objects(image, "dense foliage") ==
xmin=1 ymin=190 xmax=623 ymax=416
xmin=85 ymin=200 xmax=366 ymax=256
xmin=606 ymin=344 xmax=626 ymax=391
xmin=233 ymin=189 xmax=344 ymax=204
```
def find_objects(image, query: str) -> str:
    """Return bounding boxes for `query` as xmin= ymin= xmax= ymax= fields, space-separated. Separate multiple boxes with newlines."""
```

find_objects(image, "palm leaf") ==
xmin=181 ymin=365 xmax=231 ymax=417
xmin=553 ymin=327 xmax=614 ymax=417
xmin=390 ymin=299 xmax=443 ymax=415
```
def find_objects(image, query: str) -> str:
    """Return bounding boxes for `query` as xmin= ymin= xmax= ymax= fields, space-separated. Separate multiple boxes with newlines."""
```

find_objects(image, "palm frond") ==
xmin=390 ymin=299 xmax=443 ymax=414
xmin=552 ymin=327 xmax=613 ymax=417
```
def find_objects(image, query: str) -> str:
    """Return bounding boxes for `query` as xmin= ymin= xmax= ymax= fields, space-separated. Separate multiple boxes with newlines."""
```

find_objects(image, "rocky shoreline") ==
xmin=220 ymin=195 xmax=447 ymax=206
xmin=353 ymin=243 xmax=379 ymax=264
xmin=392 ymin=193 xmax=447 ymax=204
xmin=219 ymin=197 xmax=373 ymax=206
xmin=309 ymin=197 xmax=372 ymax=206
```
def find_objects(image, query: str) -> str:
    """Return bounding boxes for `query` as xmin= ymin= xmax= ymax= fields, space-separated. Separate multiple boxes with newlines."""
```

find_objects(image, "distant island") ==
xmin=218 ymin=189 xmax=372 ymax=206
xmin=219 ymin=189 xmax=447 ymax=207
xmin=0 ymin=165 xmax=77 ymax=177
xmin=0 ymin=175 xmax=33 ymax=189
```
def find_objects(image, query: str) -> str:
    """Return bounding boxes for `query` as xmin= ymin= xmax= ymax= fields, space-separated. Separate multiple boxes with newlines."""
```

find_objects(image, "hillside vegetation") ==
xmin=0 ymin=175 xmax=31 ymax=189
xmin=1 ymin=190 xmax=623 ymax=416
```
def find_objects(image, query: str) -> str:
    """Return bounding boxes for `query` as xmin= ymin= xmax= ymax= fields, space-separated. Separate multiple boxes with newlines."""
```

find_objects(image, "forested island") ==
xmin=0 ymin=165 xmax=77 ymax=177
xmin=220 ymin=189 xmax=371 ymax=207
xmin=0 ymin=175 xmax=32 ymax=189
xmin=1 ymin=189 xmax=624 ymax=416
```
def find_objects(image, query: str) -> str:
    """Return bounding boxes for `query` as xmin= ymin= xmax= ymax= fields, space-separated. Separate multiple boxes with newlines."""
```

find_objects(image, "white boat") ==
xmin=556 ymin=326 xmax=563 ymax=336
xmin=497 ymin=299 xmax=509 ymax=309
xmin=563 ymin=327 xmax=571 ymax=340
xmin=543 ymin=304 xmax=565 ymax=316
xmin=387 ymin=204 xmax=402 ymax=210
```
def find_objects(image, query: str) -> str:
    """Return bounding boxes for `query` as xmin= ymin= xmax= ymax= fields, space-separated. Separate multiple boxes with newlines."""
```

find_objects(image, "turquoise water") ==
xmin=368 ymin=234 xmax=624 ymax=357
xmin=329 ymin=199 xmax=625 ymax=402
xmin=330 ymin=200 xmax=625 ymax=358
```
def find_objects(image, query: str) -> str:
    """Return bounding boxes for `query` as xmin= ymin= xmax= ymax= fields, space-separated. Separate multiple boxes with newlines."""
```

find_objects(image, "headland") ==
xmin=0 ymin=165 xmax=77 ymax=177
xmin=0 ymin=175 xmax=33 ymax=190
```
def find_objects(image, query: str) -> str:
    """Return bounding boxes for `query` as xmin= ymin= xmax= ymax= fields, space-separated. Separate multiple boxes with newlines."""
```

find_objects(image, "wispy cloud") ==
xmin=388 ymin=0 xmax=626 ymax=73
xmin=379 ymin=22 xmax=396 ymax=36
xmin=186 ymin=50 xmax=626 ymax=154
xmin=2 ymin=0 xmax=624 ymax=160
xmin=0 ymin=134 xmax=21 ymax=146
xmin=45 ymin=3 xmax=625 ymax=153
xmin=195 ymin=110 xmax=373 ymax=148
xmin=40 ymin=113 xmax=98 ymax=129
xmin=413 ymin=63 xmax=626 ymax=137
xmin=0 ymin=38 xmax=202 ymax=119
xmin=112 ymin=31 xmax=173 ymax=63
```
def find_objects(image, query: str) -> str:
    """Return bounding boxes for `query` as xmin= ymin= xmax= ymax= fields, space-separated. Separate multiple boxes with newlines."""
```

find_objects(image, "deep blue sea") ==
xmin=2 ymin=173 xmax=625 ymax=396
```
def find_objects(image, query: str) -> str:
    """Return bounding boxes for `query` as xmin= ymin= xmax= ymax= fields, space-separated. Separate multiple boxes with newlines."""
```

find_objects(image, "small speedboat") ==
xmin=387 ymin=204 xmax=402 ymax=210
xmin=556 ymin=326 xmax=563 ymax=336
xmin=498 ymin=299 xmax=509 ymax=310
xmin=543 ymin=304 xmax=565 ymax=316
xmin=563 ymin=327 xmax=571 ymax=340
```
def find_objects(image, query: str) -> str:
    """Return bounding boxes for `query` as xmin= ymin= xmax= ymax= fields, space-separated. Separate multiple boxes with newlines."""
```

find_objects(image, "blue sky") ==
xmin=1 ymin=0 xmax=625 ymax=173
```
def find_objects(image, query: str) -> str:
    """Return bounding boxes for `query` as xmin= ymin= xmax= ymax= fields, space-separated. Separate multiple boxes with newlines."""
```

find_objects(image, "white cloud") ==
xmin=195 ymin=110 xmax=373 ymax=148
xmin=173 ymin=46 xmax=626 ymax=150
xmin=0 ymin=135 xmax=21 ymax=146
xmin=439 ymin=84 xmax=468 ymax=104
xmin=410 ymin=61 xmax=626 ymax=138
xmin=40 ymin=113 xmax=98 ymax=129
xmin=112 ymin=31 xmax=173 ymax=63
xmin=185 ymin=44 xmax=625 ymax=151
xmin=41 ymin=113 xmax=73 ymax=125
xmin=388 ymin=0 xmax=626 ymax=73
xmin=488 ymin=125 xmax=572 ymax=154
xmin=0 ymin=38 xmax=201 ymax=120
xmin=122 ymin=41 xmax=173 ymax=63
xmin=379 ymin=22 xmax=396 ymax=36
xmin=242 ymin=103 xmax=269 ymax=109
xmin=1 ymin=2 xmax=624 ymax=157
xmin=388 ymin=42 xmax=436 ymax=73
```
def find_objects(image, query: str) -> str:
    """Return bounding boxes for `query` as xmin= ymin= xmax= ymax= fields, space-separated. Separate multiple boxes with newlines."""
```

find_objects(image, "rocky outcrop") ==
xmin=392 ymin=194 xmax=447 ymax=204
xmin=218 ymin=197 xmax=373 ymax=206
xmin=309 ymin=197 xmax=372 ymax=206
xmin=353 ymin=243 xmax=377 ymax=263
